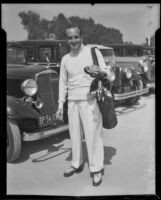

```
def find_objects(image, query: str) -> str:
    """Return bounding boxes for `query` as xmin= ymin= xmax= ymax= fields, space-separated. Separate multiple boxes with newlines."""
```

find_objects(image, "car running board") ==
xmin=23 ymin=124 xmax=69 ymax=141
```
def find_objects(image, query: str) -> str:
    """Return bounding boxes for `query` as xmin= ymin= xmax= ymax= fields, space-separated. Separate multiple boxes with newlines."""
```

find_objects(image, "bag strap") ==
xmin=91 ymin=47 xmax=99 ymax=67
xmin=91 ymin=47 xmax=112 ymax=92
xmin=91 ymin=47 xmax=102 ymax=91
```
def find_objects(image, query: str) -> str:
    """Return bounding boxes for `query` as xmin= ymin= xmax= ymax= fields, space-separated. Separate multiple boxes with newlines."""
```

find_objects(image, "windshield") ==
xmin=99 ymin=49 xmax=114 ymax=57
xmin=114 ymin=47 xmax=144 ymax=57
xmin=7 ymin=47 xmax=25 ymax=63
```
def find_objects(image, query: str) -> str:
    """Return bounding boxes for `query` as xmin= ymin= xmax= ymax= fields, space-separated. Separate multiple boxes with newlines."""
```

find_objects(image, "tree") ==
xmin=18 ymin=11 xmax=124 ymax=44
xmin=18 ymin=11 xmax=44 ymax=39
xmin=69 ymin=17 xmax=123 ymax=45
xmin=124 ymin=41 xmax=134 ymax=44
xmin=52 ymin=13 xmax=70 ymax=39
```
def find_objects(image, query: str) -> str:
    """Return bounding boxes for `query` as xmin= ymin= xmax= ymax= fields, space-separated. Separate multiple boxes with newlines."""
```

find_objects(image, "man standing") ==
xmin=56 ymin=25 xmax=110 ymax=186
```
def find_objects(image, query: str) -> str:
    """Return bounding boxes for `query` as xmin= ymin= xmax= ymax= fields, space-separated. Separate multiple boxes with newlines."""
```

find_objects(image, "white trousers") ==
xmin=68 ymin=98 xmax=104 ymax=172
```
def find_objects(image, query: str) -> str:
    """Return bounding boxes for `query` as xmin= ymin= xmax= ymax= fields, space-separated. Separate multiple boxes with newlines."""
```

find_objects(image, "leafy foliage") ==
xmin=19 ymin=11 xmax=44 ymax=39
xmin=18 ymin=11 xmax=124 ymax=44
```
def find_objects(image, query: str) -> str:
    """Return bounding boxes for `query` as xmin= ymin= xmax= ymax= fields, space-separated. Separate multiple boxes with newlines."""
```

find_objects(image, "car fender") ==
xmin=127 ymin=73 xmax=142 ymax=87
xmin=7 ymin=95 xmax=40 ymax=119
xmin=130 ymin=73 xmax=142 ymax=82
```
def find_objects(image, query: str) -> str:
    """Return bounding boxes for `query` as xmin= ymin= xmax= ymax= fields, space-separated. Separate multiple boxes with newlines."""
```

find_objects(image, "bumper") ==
xmin=114 ymin=87 xmax=149 ymax=101
xmin=22 ymin=124 xmax=69 ymax=141
xmin=147 ymin=82 xmax=155 ymax=89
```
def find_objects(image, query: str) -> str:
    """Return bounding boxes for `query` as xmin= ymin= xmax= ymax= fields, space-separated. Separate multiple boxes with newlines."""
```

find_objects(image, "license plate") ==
xmin=39 ymin=113 xmax=57 ymax=128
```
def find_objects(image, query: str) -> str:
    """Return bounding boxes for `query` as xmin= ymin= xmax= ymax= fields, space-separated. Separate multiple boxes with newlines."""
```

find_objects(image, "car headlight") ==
xmin=139 ymin=60 xmax=148 ymax=72
xmin=143 ymin=63 xmax=148 ymax=72
xmin=108 ymin=70 xmax=115 ymax=81
xmin=125 ymin=68 xmax=132 ymax=79
xmin=21 ymin=79 xmax=38 ymax=96
xmin=139 ymin=60 xmax=143 ymax=65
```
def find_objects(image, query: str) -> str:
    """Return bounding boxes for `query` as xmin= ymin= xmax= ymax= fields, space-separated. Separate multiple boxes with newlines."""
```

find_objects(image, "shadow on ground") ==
xmin=66 ymin=142 xmax=117 ymax=166
xmin=115 ymin=101 xmax=147 ymax=116
xmin=12 ymin=132 xmax=116 ymax=166
xmin=115 ymin=92 xmax=155 ymax=116
xmin=12 ymin=130 xmax=70 ymax=163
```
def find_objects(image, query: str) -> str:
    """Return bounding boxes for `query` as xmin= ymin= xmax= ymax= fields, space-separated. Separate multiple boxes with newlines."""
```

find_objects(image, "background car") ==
xmin=19 ymin=40 xmax=70 ymax=74
xmin=108 ymin=43 xmax=155 ymax=91
xmin=87 ymin=44 xmax=149 ymax=105
xmin=7 ymin=41 xmax=68 ymax=163
xmin=137 ymin=54 xmax=155 ymax=91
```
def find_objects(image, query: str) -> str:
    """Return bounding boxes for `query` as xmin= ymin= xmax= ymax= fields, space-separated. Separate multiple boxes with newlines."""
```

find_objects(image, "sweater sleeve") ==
xmin=58 ymin=56 xmax=68 ymax=109
xmin=95 ymin=48 xmax=111 ymax=77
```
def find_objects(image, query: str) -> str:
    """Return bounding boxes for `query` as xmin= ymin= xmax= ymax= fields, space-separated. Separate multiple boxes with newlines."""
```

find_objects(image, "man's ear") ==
xmin=81 ymin=35 xmax=83 ymax=42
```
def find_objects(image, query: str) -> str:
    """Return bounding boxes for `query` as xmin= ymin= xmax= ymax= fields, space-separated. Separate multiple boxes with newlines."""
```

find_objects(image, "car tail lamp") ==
xmin=21 ymin=79 xmax=38 ymax=96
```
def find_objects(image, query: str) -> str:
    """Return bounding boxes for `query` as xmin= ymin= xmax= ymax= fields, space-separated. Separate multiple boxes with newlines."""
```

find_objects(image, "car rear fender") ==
xmin=7 ymin=95 xmax=40 ymax=119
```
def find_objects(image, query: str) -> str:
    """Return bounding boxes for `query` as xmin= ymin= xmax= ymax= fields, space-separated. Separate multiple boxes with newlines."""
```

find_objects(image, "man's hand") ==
xmin=56 ymin=108 xmax=64 ymax=122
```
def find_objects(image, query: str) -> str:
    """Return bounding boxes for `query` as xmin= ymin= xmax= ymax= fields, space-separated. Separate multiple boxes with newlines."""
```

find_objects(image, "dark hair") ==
xmin=64 ymin=24 xmax=83 ymax=37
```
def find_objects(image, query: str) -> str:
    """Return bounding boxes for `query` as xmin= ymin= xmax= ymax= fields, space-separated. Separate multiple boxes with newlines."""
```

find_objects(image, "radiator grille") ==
xmin=36 ymin=71 xmax=59 ymax=115
xmin=113 ymin=67 xmax=121 ymax=86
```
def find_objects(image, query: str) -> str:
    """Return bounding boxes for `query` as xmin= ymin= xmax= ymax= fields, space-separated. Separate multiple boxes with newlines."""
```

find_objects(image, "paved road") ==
xmin=7 ymin=94 xmax=155 ymax=196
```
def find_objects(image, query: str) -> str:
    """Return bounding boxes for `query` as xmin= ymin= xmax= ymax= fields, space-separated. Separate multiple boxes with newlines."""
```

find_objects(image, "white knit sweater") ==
xmin=58 ymin=44 xmax=110 ymax=109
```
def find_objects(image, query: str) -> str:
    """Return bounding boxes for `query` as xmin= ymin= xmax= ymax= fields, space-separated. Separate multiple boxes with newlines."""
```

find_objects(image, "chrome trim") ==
xmin=23 ymin=96 xmax=43 ymax=109
xmin=35 ymin=69 xmax=57 ymax=80
xmin=23 ymin=124 xmax=69 ymax=141
xmin=147 ymin=83 xmax=155 ymax=89
xmin=114 ymin=87 xmax=149 ymax=100
xmin=35 ymin=97 xmax=43 ymax=109
xmin=21 ymin=79 xmax=38 ymax=96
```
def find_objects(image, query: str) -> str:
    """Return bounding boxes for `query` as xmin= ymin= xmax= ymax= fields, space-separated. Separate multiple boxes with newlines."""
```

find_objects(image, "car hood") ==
xmin=114 ymin=56 xmax=144 ymax=70
xmin=7 ymin=63 xmax=51 ymax=79
xmin=103 ymin=56 xmax=115 ymax=64
xmin=115 ymin=56 xmax=143 ymax=63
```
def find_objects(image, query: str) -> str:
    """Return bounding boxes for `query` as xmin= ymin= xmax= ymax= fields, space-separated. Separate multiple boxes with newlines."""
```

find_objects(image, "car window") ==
xmin=124 ymin=48 xmax=138 ymax=57
xmin=113 ymin=46 xmax=144 ymax=57
xmin=23 ymin=45 xmax=35 ymax=61
xmin=38 ymin=47 xmax=52 ymax=61
xmin=99 ymin=49 xmax=114 ymax=57
xmin=7 ymin=47 xmax=25 ymax=63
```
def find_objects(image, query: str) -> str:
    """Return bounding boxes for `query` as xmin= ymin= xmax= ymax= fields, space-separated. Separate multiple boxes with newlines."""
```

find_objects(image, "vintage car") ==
xmin=7 ymin=41 xmax=68 ymax=163
xmin=19 ymin=39 xmax=69 ymax=74
xmin=87 ymin=44 xmax=149 ymax=105
xmin=108 ymin=43 xmax=155 ymax=91
xmin=137 ymin=54 xmax=155 ymax=91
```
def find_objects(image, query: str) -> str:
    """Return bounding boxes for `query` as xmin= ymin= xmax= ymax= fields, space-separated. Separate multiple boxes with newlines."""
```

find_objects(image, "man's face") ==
xmin=65 ymin=27 xmax=83 ymax=51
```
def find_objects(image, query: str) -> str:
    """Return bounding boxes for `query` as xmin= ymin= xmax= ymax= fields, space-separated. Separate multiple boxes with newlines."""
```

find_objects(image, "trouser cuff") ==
xmin=90 ymin=166 xmax=104 ymax=173
xmin=71 ymin=161 xmax=83 ymax=169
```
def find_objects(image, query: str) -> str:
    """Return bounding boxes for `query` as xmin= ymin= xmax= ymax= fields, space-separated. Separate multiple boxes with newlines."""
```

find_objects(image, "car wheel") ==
xmin=7 ymin=118 xmax=22 ymax=163
xmin=125 ymin=80 xmax=143 ymax=105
